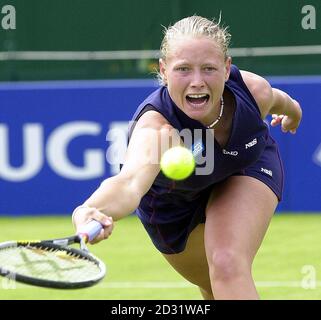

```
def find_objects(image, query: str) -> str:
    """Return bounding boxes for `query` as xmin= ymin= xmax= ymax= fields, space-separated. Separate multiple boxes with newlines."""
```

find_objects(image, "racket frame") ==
xmin=0 ymin=238 xmax=106 ymax=289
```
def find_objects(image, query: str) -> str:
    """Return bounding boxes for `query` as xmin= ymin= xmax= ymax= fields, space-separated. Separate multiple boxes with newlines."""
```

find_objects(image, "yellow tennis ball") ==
xmin=160 ymin=146 xmax=195 ymax=180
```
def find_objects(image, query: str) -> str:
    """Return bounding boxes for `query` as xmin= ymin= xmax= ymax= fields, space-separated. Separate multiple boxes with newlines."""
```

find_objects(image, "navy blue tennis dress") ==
xmin=128 ymin=65 xmax=284 ymax=254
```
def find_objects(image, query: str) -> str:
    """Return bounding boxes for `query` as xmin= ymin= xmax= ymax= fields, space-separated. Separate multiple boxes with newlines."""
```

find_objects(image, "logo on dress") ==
xmin=192 ymin=141 xmax=204 ymax=157
xmin=261 ymin=167 xmax=273 ymax=177
xmin=245 ymin=138 xmax=257 ymax=149
xmin=222 ymin=149 xmax=238 ymax=156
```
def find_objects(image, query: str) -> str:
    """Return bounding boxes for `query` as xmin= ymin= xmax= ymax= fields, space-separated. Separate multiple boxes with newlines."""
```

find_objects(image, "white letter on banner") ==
xmin=46 ymin=122 xmax=104 ymax=179
xmin=0 ymin=124 xmax=44 ymax=182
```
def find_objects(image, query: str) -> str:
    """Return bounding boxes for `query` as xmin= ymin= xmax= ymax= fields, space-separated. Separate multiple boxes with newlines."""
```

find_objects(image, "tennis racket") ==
xmin=0 ymin=220 xmax=106 ymax=289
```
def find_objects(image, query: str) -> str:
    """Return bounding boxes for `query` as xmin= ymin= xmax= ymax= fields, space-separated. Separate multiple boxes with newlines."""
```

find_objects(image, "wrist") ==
xmin=290 ymin=99 xmax=302 ymax=121
xmin=72 ymin=204 xmax=94 ymax=224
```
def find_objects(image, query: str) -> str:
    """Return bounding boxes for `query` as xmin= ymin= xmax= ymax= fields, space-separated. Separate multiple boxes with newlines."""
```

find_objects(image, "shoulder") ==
xmin=240 ymin=70 xmax=273 ymax=118
xmin=130 ymin=110 xmax=177 ymax=147
xmin=135 ymin=110 xmax=172 ymax=131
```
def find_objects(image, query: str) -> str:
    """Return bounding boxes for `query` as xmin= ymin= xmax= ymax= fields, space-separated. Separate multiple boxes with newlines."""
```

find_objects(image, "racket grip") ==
xmin=77 ymin=220 xmax=103 ymax=242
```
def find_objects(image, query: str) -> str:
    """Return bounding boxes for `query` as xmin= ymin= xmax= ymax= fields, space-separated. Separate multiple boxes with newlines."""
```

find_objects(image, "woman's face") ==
xmin=160 ymin=36 xmax=231 ymax=126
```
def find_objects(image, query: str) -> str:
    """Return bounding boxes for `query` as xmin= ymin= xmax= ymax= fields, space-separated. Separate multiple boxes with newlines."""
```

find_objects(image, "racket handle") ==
xmin=77 ymin=220 xmax=103 ymax=242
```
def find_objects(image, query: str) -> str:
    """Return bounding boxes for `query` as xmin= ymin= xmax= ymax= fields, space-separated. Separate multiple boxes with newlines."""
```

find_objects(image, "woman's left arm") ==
xmin=241 ymin=70 xmax=302 ymax=134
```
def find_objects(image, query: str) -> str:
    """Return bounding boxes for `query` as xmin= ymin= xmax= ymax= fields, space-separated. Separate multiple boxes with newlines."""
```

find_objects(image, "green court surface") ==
xmin=0 ymin=214 xmax=321 ymax=300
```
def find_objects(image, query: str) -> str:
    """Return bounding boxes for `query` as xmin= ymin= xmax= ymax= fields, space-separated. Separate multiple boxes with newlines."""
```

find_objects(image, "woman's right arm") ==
xmin=72 ymin=111 xmax=179 ymax=243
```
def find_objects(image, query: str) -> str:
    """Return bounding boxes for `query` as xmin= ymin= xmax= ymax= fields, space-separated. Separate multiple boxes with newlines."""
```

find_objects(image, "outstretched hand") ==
xmin=270 ymin=99 xmax=302 ymax=134
xmin=72 ymin=206 xmax=114 ymax=244
xmin=270 ymin=114 xmax=296 ymax=134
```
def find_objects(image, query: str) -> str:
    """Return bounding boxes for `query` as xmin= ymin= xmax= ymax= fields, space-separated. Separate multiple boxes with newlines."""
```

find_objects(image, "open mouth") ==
xmin=186 ymin=94 xmax=210 ymax=107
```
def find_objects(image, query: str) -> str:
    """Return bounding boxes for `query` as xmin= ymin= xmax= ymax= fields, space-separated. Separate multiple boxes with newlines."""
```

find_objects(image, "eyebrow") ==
xmin=173 ymin=60 xmax=190 ymax=65
xmin=173 ymin=60 xmax=219 ymax=67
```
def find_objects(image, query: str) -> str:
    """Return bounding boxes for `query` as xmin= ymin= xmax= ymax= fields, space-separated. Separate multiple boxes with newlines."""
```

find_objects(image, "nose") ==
xmin=190 ymin=70 xmax=205 ymax=89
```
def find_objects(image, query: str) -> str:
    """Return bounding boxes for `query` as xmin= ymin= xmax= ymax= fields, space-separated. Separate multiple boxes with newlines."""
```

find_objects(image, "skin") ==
xmin=159 ymin=37 xmax=230 ymax=127
xmin=72 ymin=34 xmax=302 ymax=299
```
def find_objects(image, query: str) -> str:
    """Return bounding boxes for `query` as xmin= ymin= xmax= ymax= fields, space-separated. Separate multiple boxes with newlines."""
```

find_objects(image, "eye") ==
xmin=175 ymin=66 xmax=190 ymax=72
xmin=203 ymin=66 xmax=216 ymax=72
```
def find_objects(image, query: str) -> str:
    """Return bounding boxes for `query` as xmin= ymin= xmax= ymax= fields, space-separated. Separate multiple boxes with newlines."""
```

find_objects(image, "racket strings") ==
xmin=0 ymin=245 xmax=102 ymax=282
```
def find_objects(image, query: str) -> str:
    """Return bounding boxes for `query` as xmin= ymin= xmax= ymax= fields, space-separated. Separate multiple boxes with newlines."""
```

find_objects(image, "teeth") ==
xmin=187 ymin=94 xmax=208 ymax=98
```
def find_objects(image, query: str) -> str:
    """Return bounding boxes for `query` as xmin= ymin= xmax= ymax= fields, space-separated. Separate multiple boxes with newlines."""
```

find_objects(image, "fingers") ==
xmin=90 ymin=222 xmax=114 ymax=244
xmin=90 ymin=209 xmax=113 ymax=228
xmin=270 ymin=114 xmax=298 ymax=134
xmin=72 ymin=205 xmax=114 ymax=244
xmin=88 ymin=211 xmax=114 ymax=244
xmin=270 ymin=114 xmax=284 ymax=127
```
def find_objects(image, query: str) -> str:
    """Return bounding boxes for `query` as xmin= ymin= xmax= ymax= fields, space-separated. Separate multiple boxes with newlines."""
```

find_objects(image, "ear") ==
xmin=224 ymin=56 xmax=232 ymax=81
xmin=159 ymin=58 xmax=167 ymax=84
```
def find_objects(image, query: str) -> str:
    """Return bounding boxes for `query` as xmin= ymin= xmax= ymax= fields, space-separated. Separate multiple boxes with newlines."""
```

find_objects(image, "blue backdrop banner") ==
xmin=0 ymin=77 xmax=320 ymax=215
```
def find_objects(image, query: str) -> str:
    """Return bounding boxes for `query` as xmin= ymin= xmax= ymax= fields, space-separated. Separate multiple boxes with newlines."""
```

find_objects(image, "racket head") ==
xmin=0 ymin=240 xmax=106 ymax=289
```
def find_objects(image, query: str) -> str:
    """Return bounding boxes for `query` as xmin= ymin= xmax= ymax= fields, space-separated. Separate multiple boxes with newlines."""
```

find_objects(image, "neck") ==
xmin=206 ymin=97 xmax=224 ymax=129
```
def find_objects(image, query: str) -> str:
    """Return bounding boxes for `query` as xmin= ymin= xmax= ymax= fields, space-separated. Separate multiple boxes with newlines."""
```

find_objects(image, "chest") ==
xmin=212 ymin=89 xmax=237 ymax=149
xmin=178 ymin=109 xmax=268 ymax=190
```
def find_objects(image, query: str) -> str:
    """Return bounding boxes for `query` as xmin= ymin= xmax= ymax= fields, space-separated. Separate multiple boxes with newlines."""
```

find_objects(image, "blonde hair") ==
xmin=158 ymin=15 xmax=231 ymax=84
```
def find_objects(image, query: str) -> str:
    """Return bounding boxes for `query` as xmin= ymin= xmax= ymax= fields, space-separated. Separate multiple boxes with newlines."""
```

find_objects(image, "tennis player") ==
xmin=72 ymin=16 xmax=302 ymax=299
